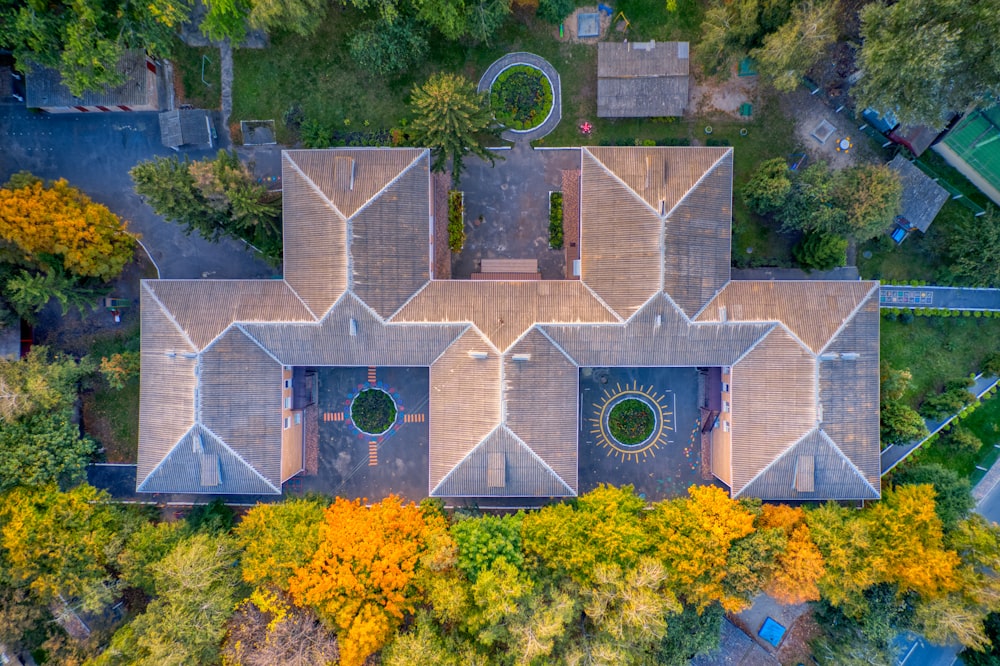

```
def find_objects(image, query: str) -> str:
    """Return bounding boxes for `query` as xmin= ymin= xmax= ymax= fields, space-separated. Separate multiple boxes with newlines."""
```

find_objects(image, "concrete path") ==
xmin=881 ymin=284 xmax=1000 ymax=311
xmin=0 ymin=103 xmax=272 ymax=279
xmin=733 ymin=266 xmax=860 ymax=281
xmin=220 ymin=39 xmax=234 ymax=138
xmin=478 ymin=52 xmax=562 ymax=144
xmin=881 ymin=373 xmax=1000 ymax=474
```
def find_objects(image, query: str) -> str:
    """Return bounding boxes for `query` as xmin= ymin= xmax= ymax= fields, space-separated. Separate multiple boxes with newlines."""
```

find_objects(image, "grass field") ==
xmin=881 ymin=314 xmax=1000 ymax=407
xmin=81 ymin=326 xmax=141 ymax=463
xmin=917 ymin=390 xmax=1000 ymax=479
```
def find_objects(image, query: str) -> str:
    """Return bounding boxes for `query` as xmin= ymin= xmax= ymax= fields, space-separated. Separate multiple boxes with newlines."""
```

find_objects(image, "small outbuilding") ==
xmin=159 ymin=109 xmax=214 ymax=148
xmin=25 ymin=49 xmax=159 ymax=113
xmin=597 ymin=40 xmax=689 ymax=118
xmin=887 ymin=154 xmax=949 ymax=241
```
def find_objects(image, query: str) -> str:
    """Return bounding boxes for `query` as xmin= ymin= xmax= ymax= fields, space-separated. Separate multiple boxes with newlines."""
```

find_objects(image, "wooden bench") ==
xmin=480 ymin=258 xmax=538 ymax=273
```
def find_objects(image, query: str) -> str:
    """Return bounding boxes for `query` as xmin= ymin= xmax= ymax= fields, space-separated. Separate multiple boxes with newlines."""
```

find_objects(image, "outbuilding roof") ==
xmin=887 ymin=155 xmax=949 ymax=233
xmin=137 ymin=146 xmax=880 ymax=501
xmin=597 ymin=41 xmax=690 ymax=117
xmin=25 ymin=49 xmax=153 ymax=109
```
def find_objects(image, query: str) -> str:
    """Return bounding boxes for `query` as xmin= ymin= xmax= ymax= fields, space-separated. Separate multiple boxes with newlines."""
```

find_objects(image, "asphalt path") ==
xmin=0 ymin=102 xmax=272 ymax=279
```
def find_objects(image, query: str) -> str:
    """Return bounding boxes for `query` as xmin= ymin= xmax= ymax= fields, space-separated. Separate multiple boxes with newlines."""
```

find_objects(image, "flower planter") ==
xmin=548 ymin=191 xmax=563 ymax=249
xmin=448 ymin=190 xmax=465 ymax=253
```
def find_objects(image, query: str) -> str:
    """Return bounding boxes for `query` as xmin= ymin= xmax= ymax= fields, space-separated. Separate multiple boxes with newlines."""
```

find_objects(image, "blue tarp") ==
xmin=758 ymin=617 xmax=786 ymax=647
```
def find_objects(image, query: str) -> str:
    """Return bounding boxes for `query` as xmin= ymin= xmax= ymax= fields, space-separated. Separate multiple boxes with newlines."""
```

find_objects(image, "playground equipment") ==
xmin=612 ymin=11 xmax=631 ymax=30
xmin=104 ymin=297 xmax=130 ymax=324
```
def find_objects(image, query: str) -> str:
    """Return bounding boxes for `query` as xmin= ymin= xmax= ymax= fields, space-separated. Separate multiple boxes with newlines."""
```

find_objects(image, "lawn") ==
xmin=170 ymin=43 xmax=222 ymax=109
xmin=881 ymin=314 xmax=1000 ymax=407
xmin=81 ymin=325 xmax=141 ymax=463
xmin=916 ymin=389 xmax=1000 ymax=480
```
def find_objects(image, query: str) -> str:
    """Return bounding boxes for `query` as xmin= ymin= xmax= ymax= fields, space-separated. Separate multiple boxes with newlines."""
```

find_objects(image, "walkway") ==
xmin=0 ymin=103 xmax=271 ymax=279
xmin=881 ymin=373 xmax=1000 ymax=474
xmin=478 ymin=52 xmax=562 ymax=144
xmin=880 ymin=284 xmax=1000 ymax=311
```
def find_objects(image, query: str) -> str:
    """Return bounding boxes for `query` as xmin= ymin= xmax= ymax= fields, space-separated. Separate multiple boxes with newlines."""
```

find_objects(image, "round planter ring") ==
xmin=350 ymin=388 xmax=398 ymax=436
xmin=488 ymin=63 xmax=556 ymax=134
xmin=600 ymin=392 xmax=664 ymax=452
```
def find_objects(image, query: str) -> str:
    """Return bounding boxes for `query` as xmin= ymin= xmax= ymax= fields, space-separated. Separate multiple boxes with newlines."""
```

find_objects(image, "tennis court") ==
xmin=940 ymin=106 xmax=1000 ymax=196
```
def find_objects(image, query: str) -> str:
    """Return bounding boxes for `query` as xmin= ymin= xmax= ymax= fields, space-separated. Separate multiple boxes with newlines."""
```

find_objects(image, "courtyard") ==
xmin=579 ymin=366 xmax=718 ymax=500
xmin=288 ymin=366 xmax=429 ymax=501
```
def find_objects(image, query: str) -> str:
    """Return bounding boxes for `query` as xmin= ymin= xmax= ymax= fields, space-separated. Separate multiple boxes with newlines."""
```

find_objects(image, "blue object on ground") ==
xmin=759 ymin=617 xmax=786 ymax=647
xmin=598 ymin=3 xmax=613 ymax=15
xmin=891 ymin=226 xmax=908 ymax=244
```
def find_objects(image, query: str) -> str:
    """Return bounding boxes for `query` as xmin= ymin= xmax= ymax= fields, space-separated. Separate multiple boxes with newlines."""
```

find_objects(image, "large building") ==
xmin=137 ymin=147 xmax=881 ymax=501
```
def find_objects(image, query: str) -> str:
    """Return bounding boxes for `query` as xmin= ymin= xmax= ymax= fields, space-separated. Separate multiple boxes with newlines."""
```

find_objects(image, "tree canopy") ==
xmin=408 ymin=72 xmax=500 ymax=184
xmin=0 ymin=175 xmax=135 ymax=281
xmin=855 ymin=0 xmax=1000 ymax=128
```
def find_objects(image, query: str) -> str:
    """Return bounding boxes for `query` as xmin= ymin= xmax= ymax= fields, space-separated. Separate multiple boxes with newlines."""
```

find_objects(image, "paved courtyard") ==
xmin=288 ymin=367 xmax=429 ymax=502
xmin=579 ymin=366 xmax=718 ymax=500
xmin=454 ymin=144 xmax=578 ymax=280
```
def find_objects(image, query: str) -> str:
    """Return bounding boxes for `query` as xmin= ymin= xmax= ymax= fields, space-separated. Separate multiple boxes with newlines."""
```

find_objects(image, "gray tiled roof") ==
xmin=888 ymin=155 xmax=949 ymax=233
xmin=241 ymin=293 xmax=465 ymax=367
xmin=739 ymin=430 xmax=879 ymax=501
xmin=138 ymin=147 xmax=881 ymax=502
xmin=26 ymin=49 xmax=153 ymax=109
xmin=432 ymin=426 xmax=575 ymax=497
xmin=597 ymin=41 xmax=690 ymax=117
xmin=159 ymin=110 xmax=212 ymax=147
xmin=199 ymin=328 xmax=284 ymax=490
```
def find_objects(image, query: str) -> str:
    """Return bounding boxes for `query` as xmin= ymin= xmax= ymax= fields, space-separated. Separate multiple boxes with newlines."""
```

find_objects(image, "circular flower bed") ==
xmin=608 ymin=398 xmax=655 ymax=445
xmin=351 ymin=389 xmax=397 ymax=435
xmin=490 ymin=65 xmax=553 ymax=131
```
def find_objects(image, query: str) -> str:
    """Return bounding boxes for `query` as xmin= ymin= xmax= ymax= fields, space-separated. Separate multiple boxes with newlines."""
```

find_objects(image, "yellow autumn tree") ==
xmin=650 ymin=485 xmax=756 ymax=612
xmin=0 ymin=174 xmax=135 ymax=280
xmin=288 ymin=495 xmax=452 ymax=666
xmin=759 ymin=505 xmax=825 ymax=604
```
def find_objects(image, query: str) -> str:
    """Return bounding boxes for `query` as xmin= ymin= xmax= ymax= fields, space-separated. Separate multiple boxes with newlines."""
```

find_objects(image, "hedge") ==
xmin=448 ymin=190 xmax=464 ymax=253
xmin=549 ymin=192 xmax=563 ymax=249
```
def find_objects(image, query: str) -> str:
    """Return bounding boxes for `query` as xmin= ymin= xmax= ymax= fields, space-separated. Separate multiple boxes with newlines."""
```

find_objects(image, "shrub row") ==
xmin=597 ymin=137 xmax=692 ymax=147
xmin=448 ymin=191 xmax=464 ymax=253
xmin=549 ymin=192 xmax=563 ymax=250
xmin=882 ymin=307 xmax=998 ymax=319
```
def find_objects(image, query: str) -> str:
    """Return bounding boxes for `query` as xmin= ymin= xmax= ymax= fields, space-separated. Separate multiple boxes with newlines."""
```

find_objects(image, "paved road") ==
xmin=881 ymin=285 xmax=1000 ymax=311
xmin=0 ymin=103 xmax=272 ymax=279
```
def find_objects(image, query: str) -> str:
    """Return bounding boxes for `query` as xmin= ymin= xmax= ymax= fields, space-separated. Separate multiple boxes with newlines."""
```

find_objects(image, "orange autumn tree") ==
xmin=288 ymin=495 xmax=452 ymax=666
xmin=758 ymin=504 xmax=825 ymax=604
xmin=0 ymin=174 xmax=135 ymax=281
xmin=650 ymin=485 xmax=756 ymax=612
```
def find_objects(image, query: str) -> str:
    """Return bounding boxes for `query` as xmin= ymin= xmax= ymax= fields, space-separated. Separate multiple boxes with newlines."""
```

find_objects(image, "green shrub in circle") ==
xmin=608 ymin=399 xmax=655 ymax=445
xmin=351 ymin=389 xmax=397 ymax=434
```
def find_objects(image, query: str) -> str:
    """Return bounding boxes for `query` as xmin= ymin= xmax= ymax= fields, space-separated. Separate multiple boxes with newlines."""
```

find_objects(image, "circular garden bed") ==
xmin=490 ymin=65 xmax=553 ymax=131
xmin=351 ymin=388 xmax=397 ymax=435
xmin=608 ymin=398 xmax=655 ymax=445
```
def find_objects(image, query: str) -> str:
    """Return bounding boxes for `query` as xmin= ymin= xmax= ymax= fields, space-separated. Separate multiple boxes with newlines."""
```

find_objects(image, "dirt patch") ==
xmin=689 ymin=67 xmax=759 ymax=117
xmin=33 ymin=251 xmax=155 ymax=355
xmin=775 ymin=609 xmax=821 ymax=665
xmin=558 ymin=7 xmax=612 ymax=43
xmin=778 ymin=87 xmax=879 ymax=170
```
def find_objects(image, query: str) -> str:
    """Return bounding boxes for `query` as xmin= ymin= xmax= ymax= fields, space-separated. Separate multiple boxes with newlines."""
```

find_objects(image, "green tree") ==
xmin=919 ymin=387 xmax=974 ymax=420
xmin=752 ymin=0 xmax=837 ymax=92
xmin=893 ymin=463 xmax=974 ymax=532
xmin=741 ymin=157 xmax=793 ymax=215
xmin=657 ymin=603 xmax=724 ymax=665
xmin=6 ymin=268 xmax=107 ymax=321
xmin=536 ymin=0 xmax=574 ymax=23
xmin=778 ymin=161 xmax=847 ymax=234
xmin=793 ymin=231 xmax=848 ymax=271
xmin=521 ymin=484 xmax=651 ymax=587
xmin=947 ymin=207 xmax=1000 ymax=288
xmin=349 ymin=18 xmax=429 ymax=77
xmin=698 ymin=0 xmax=795 ymax=75
xmin=408 ymin=72 xmax=501 ymax=184
xmin=837 ymin=164 xmax=902 ymax=241
xmin=94 ymin=532 xmax=242 ymax=666
xmin=855 ymin=0 xmax=1000 ymax=128
xmin=236 ymin=496 xmax=327 ymax=592
xmin=0 ymin=346 xmax=93 ymax=420
xmin=0 ymin=0 xmax=188 ymax=96
xmin=248 ymin=0 xmax=329 ymax=34
xmin=451 ymin=512 xmax=524 ymax=581
xmin=117 ymin=520 xmax=189 ymax=595
xmin=200 ymin=0 xmax=252 ymax=42
xmin=0 ymin=484 xmax=126 ymax=611
xmin=0 ymin=411 xmax=97 ymax=492
xmin=413 ymin=0 xmax=511 ymax=42
xmin=881 ymin=399 xmax=930 ymax=445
